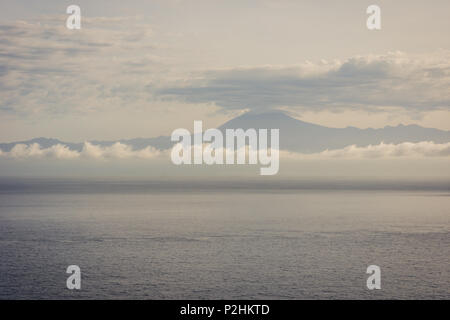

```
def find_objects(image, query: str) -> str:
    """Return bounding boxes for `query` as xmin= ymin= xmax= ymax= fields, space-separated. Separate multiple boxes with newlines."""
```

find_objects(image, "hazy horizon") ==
xmin=1 ymin=0 xmax=450 ymax=142
xmin=0 ymin=1 xmax=448 ymax=301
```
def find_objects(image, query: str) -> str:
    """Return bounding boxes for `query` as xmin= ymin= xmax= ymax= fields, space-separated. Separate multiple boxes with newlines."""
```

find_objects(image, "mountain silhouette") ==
xmin=219 ymin=112 xmax=450 ymax=152
xmin=1 ymin=112 xmax=449 ymax=153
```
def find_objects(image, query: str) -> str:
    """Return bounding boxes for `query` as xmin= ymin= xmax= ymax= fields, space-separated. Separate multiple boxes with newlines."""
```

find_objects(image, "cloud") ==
xmin=0 ymin=142 xmax=163 ymax=160
xmin=158 ymin=51 xmax=450 ymax=113
xmin=282 ymin=141 xmax=450 ymax=159
xmin=0 ymin=17 xmax=164 ymax=116
xmin=6 ymin=143 xmax=80 ymax=159
xmin=2 ymin=14 xmax=449 ymax=125
xmin=81 ymin=142 xmax=162 ymax=159
xmin=1 ymin=141 xmax=449 ymax=161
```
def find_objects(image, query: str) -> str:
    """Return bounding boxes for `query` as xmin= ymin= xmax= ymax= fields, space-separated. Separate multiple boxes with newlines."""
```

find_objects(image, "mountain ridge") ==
xmin=1 ymin=112 xmax=449 ymax=153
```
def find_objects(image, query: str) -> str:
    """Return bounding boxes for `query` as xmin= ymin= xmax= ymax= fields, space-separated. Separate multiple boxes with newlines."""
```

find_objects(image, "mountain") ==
xmin=1 ymin=112 xmax=449 ymax=153
xmin=219 ymin=112 xmax=450 ymax=152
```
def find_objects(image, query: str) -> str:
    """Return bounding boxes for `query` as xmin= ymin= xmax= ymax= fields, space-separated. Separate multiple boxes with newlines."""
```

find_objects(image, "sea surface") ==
xmin=0 ymin=178 xmax=449 ymax=299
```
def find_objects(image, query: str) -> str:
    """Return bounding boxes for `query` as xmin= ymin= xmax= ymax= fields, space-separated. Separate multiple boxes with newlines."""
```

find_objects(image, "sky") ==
xmin=0 ymin=0 xmax=449 ymax=143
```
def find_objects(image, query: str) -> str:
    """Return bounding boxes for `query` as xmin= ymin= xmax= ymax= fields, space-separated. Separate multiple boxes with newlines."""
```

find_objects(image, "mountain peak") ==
xmin=1 ymin=112 xmax=449 ymax=154
xmin=220 ymin=111 xmax=321 ymax=131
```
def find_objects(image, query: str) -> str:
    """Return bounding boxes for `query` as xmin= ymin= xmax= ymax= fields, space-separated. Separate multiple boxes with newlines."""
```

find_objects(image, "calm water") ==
xmin=0 ymin=178 xmax=449 ymax=299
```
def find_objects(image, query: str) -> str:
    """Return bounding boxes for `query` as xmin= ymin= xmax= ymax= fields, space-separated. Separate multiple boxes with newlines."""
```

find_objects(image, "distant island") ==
xmin=1 ymin=112 xmax=449 ymax=153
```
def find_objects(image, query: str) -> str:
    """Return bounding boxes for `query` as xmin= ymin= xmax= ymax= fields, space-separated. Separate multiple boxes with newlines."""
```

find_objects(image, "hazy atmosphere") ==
xmin=0 ymin=0 xmax=449 ymax=178
xmin=0 ymin=0 xmax=449 ymax=301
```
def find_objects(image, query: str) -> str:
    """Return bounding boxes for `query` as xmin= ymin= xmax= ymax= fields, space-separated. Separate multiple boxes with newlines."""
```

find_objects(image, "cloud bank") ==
xmin=158 ymin=51 xmax=450 ymax=113
xmin=0 ymin=142 xmax=162 ymax=160
xmin=282 ymin=141 xmax=450 ymax=160
xmin=1 ymin=141 xmax=449 ymax=161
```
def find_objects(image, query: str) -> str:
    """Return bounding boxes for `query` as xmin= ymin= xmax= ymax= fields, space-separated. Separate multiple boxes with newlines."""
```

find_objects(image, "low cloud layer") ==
xmin=0 ymin=142 xmax=162 ymax=160
xmin=159 ymin=51 xmax=450 ymax=113
xmin=1 ymin=141 xmax=449 ymax=161
xmin=282 ymin=141 xmax=450 ymax=160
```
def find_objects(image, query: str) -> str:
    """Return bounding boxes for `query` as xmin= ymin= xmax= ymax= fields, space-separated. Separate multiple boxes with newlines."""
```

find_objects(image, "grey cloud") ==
xmin=0 ymin=17 xmax=163 ymax=116
xmin=158 ymin=52 xmax=450 ymax=112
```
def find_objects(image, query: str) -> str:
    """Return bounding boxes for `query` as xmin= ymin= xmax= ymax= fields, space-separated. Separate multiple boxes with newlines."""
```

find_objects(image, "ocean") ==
xmin=0 ymin=178 xmax=448 ymax=299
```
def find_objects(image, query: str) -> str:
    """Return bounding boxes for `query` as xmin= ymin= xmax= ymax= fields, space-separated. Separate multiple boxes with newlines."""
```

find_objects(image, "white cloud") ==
xmin=282 ymin=141 xmax=450 ymax=160
xmin=1 ymin=142 xmax=163 ymax=160
xmin=1 ymin=141 xmax=449 ymax=161
xmin=80 ymin=142 xmax=162 ymax=159
xmin=7 ymin=143 xmax=80 ymax=159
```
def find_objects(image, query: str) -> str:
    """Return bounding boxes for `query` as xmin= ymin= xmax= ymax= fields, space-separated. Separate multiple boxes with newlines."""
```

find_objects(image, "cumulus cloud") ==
xmin=6 ymin=143 xmax=80 ymax=159
xmin=158 ymin=51 xmax=450 ymax=113
xmin=282 ymin=141 xmax=450 ymax=160
xmin=0 ymin=142 xmax=163 ymax=160
xmin=200 ymin=141 xmax=450 ymax=160
xmin=81 ymin=142 xmax=163 ymax=159
xmin=1 ymin=141 xmax=449 ymax=161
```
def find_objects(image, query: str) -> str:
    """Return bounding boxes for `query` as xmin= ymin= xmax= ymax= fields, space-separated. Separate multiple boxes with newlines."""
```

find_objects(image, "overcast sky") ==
xmin=0 ymin=0 xmax=449 ymax=142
